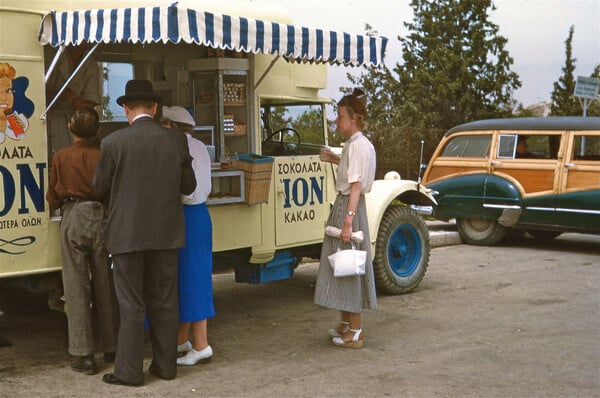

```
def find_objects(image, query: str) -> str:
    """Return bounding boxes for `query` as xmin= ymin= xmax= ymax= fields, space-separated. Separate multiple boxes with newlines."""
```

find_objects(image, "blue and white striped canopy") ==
xmin=38 ymin=4 xmax=388 ymax=67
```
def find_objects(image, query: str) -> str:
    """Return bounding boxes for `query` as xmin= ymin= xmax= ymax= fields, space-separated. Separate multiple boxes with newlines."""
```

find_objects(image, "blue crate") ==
xmin=234 ymin=250 xmax=296 ymax=284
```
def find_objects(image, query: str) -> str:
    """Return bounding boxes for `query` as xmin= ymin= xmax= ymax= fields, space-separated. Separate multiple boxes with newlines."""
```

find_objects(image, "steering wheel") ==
xmin=262 ymin=128 xmax=302 ymax=155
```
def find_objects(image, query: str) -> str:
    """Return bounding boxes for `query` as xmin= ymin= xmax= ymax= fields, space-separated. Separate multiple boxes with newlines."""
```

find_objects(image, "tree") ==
xmin=348 ymin=0 xmax=521 ymax=179
xmin=587 ymin=65 xmax=600 ymax=116
xmin=550 ymin=26 xmax=580 ymax=116
xmin=356 ymin=0 xmax=520 ymax=130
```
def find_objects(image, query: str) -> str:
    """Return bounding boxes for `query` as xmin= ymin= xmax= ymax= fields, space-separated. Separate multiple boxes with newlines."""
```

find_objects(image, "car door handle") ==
xmin=564 ymin=163 xmax=576 ymax=168
xmin=491 ymin=160 xmax=502 ymax=166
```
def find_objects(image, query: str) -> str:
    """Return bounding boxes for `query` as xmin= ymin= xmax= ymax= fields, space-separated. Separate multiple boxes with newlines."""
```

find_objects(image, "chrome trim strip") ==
xmin=482 ymin=204 xmax=521 ymax=210
xmin=410 ymin=205 xmax=434 ymax=216
xmin=555 ymin=208 xmax=600 ymax=215
xmin=525 ymin=206 xmax=600 ymax=215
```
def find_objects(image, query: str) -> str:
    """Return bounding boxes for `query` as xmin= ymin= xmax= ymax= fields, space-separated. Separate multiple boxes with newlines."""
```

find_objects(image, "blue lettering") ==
xmin=292 ymin=178 xmax=309 ymax=206
xmin=17 ymin=163 xmax=46 ymax=214
xmin=0 ymin=163 xmax=47 ymax=216
xmin=282 ymin=176 xmax=325 ymax=209
xmin=0 ymin=166 xmax=17 ymax=217
xmin=308 ymin=176 xmax=324 ymax=205
xmin=282 ymin=178 xmax=292 ymax=208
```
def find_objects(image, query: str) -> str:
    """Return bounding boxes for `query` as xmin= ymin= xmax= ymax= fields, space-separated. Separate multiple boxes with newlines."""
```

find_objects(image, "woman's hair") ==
xmin=338 ymin=88 xmax=368 ymax=130
xmin=161 ymin=117 xmax=193 ymax=133
xmin=0 ymin=63 xmax=16 ymax=79
xmin=69 ymin=107 xmax=99 ymax=138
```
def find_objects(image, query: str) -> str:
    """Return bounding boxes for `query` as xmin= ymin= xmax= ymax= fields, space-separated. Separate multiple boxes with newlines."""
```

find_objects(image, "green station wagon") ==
xmin=422 ymin=117 xmax=600 ymax=245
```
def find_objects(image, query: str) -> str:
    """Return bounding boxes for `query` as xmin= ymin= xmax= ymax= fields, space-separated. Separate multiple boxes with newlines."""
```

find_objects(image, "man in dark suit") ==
xmin=94 ymin=80 xmax=196 ymax=386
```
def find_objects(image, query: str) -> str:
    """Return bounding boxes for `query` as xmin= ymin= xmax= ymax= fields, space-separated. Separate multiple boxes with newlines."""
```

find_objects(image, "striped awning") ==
xmin=38 ymin=4 xmax=388 ymax=67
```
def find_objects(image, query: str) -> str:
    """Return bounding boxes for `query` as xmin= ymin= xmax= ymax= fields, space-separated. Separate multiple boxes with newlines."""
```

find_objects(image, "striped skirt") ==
xmin=314 ymin=194 xmax=377 ymax=313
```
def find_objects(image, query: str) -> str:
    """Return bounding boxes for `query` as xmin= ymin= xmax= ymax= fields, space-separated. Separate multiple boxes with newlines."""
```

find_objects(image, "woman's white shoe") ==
xmin=177 ymin=345 xmax=213 ymax=365
xmin=327 ymin=321 xmax=350 ymax=338
xmin=177 ymin=340 xmax=192 ymax=353
xmin=332 ymin=328 xmax=363 ymax=349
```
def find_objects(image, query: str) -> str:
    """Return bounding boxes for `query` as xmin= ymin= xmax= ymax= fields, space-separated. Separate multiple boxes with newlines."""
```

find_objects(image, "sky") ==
xmin=253 ymin=0 xmax=600 ymax=107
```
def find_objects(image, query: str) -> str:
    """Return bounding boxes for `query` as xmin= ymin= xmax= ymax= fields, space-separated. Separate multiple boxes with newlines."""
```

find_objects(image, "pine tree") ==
xmin=550 ymin=26 xmax=580 ymax=116
xmin=354 ymin=0 xmax=520 ymax=131
xmin=346 ymin=0 xmax=521 ymax=178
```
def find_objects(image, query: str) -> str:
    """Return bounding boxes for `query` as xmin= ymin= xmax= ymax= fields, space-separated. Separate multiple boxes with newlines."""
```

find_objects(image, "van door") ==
xmin=556 ymin=131 xmax=600 ymax=230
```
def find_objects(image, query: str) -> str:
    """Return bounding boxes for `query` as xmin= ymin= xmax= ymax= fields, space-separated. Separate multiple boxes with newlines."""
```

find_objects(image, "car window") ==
xmin=573 ymin=135 xmax=600 ymax=161
xmin=440 ymin=134 xmax=491 ymax=158
xmin=499 ymin=134 xmax=560 ymax=159
xmin=498 ymin=134 xmax=517 ymax=158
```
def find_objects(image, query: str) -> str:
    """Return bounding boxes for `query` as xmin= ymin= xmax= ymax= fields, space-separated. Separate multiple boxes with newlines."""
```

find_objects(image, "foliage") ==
xmin=550 ymin=27 xmax=600 ymax=117
xmin=550 ymin=26 xmax=580 ymax=116
xmin=290 ymin=107 xmax=325 ymax=145
xmin=100 ymin=64 xmax=114 ymax=121
xmin=588 ymin=65 xmax=600 ymax=116
xmin=346 ymin=0 xmax=521 ymax=180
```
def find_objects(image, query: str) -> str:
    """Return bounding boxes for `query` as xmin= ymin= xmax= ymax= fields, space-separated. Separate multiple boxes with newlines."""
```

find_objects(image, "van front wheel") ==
xmin=456 ymin=218 xmax=507 ymax=246
xmin=373 ymin=206 xmax=430 ymax=295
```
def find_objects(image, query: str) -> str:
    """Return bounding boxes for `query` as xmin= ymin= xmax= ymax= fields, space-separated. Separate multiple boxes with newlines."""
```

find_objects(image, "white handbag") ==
xmin=328 ymin=240 xmax=367 ymax=277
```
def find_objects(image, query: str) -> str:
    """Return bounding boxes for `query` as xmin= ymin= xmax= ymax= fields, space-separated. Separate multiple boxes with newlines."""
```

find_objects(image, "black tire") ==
xmin=527 ymin=230 xmax=562 ymax=241
xmin=456 ymin=218 xmax=507 ymax=246
xmin=373 ymin=206 xmax=430 ymax=295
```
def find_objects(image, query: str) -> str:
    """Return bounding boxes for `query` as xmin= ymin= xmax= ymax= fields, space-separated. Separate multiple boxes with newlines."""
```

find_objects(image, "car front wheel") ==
xmin=456 ymin=218 xmax=507 ymax=246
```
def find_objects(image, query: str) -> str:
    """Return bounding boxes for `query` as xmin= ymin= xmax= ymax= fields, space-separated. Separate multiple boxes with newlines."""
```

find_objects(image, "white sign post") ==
xmin=574 ymin=76 xmax=600 ymax=117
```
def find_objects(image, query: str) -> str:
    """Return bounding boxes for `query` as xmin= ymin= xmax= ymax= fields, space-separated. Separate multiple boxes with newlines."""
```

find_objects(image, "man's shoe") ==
xmin=102 ymin=373 xmax=143 ymax=387
xmin=70 ymin=355 xmax=97 ymax=375
xmin=149 ymin=362 xmax=176 ymax=380
xmin=104 ymin=352 xmax=116 ymax=363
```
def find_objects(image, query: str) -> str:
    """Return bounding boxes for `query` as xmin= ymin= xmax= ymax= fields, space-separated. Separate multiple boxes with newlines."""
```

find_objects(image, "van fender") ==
xmin=364 ymin=172 xmax=436 ymax=294
xmin=365 ymin=171 xmax=437 ymax=253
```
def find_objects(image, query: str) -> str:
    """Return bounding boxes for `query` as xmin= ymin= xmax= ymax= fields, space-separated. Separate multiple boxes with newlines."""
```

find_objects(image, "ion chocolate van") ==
xmin=422 ymin=116 xmax=600 ymax=245
xmin=0 ymin=0 xmax=437 ymax=301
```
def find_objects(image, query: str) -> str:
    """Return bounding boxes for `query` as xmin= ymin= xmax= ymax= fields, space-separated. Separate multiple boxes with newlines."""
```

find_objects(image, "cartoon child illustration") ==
xmin=1 ymin=62 xmax=34 ymax=144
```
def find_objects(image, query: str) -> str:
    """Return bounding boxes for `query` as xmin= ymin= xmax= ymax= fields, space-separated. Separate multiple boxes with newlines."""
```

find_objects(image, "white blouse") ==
xmin=182 ymin=134 xmax=212 ymax=205
xmin=335 ymin=132 xmax=376 ymax=195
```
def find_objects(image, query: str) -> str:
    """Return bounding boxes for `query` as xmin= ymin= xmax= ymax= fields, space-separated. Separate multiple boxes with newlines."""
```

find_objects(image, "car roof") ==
xmin=445 ymin=116 xmax=600 ymax=136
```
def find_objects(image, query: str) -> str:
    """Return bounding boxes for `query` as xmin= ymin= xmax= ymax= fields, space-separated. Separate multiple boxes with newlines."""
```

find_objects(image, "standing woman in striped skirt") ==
xmin=314 ymin=88 xmax=377 ymax=348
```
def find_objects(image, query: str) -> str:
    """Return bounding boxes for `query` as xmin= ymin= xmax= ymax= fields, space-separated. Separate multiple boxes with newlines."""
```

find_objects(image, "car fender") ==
xmin=428 ymin=173 xmax=524 ymax=226
xmin=365 ymin=171 xmax=437 ymax=253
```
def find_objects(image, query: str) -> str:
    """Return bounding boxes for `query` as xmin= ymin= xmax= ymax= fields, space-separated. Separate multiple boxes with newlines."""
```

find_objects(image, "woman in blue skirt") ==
xmin=162 ymin=106 xmax=215 ymax=365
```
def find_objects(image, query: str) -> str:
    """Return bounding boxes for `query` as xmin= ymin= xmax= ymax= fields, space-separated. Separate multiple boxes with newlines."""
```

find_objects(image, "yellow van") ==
xmin=1 ymin=0 xmax=437 ymax=300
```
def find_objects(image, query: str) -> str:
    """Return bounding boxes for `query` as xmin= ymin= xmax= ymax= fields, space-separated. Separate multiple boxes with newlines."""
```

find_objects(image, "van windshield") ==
xmin=260 ymin=103 xmax=326 ymax=156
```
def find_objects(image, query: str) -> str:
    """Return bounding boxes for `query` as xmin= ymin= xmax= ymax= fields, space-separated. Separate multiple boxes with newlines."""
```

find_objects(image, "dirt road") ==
xmin=1 ymin=233 xmax=599 ymax=397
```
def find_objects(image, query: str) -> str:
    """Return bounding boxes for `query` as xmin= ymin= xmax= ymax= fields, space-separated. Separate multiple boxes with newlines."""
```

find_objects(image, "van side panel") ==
xmin=1 ymin=9 xmax=61 ymax=277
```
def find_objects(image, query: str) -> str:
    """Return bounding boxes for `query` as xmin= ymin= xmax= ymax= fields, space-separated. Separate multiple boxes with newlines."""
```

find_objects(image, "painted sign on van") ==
xmin=274 ymin=157 xmax=331 ymax=246
xmin=0 ymin=60 xmax=57 ymax=276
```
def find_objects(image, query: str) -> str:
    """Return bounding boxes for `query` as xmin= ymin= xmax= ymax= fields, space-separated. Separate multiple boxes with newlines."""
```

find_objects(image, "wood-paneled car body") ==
xmin=422 ymin=117 xmax=600 ymax=245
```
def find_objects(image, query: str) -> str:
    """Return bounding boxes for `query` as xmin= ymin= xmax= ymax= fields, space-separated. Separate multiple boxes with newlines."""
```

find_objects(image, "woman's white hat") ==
xmin=162 ymin=105 xmax=196 ymax=127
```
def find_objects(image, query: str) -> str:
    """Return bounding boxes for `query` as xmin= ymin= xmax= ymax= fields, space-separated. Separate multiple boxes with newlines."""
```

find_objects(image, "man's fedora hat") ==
xmin=116 ymin=79 xmax=161 ymax=106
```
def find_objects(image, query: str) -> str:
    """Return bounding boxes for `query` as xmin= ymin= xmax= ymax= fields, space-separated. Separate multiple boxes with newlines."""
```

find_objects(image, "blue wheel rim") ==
xmin=387 ymin=224 xmax=421 ymax=277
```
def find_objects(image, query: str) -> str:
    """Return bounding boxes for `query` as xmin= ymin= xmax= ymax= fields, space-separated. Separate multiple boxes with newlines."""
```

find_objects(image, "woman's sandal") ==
xmin=332 ymin=328 xmax=364 ymax=349
xmin=327 ymin=321 xmax=349 ymax=338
